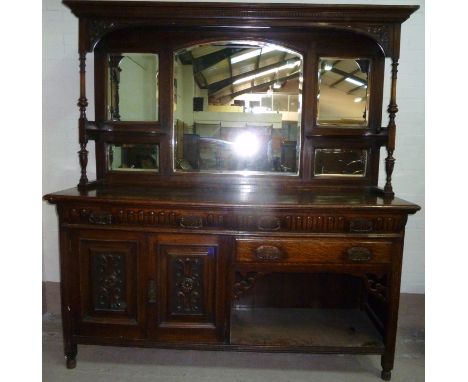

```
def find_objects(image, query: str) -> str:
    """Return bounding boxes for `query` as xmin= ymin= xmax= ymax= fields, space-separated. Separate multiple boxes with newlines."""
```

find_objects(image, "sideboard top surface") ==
xmin=44 ymin=186 xmax=420 ymax=213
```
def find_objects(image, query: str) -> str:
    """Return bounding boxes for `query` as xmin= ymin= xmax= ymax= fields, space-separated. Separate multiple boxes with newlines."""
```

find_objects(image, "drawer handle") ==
xmin=179 ymin=216 xmax=203 ymax=229
xmin=255 ymin=245 xmax=284 ymax=261
xmin=88 ymin=212 xmax=113 ymax=225
xmin=346 ymin=247 xmax=373 ymax=263
xmin=349 ymin=219 xmax=373 ymax=233
xmin=258 ymin=216 xmax=281 ymax=231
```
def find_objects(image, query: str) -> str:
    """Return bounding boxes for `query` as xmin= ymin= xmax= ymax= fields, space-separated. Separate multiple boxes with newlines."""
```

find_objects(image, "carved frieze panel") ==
xmin=63 ymin=206 xmax=406 ymax=233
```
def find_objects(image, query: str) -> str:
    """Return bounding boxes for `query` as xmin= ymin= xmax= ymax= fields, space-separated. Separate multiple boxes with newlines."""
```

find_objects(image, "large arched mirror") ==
xmin=173 ymin=41 xmax=303 ymax=175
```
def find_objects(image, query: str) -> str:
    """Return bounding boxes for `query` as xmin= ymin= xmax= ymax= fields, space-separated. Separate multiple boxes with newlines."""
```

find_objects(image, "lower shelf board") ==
xmin=230 ymin=308 xmax=384 ymax=350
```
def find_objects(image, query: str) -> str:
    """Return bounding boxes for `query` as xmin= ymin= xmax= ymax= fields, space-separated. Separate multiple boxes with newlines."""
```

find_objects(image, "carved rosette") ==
xmin=172 ymin=257 xmax=203 ymax=314
xmin=92 ymin=252 xmax=126 ymax=311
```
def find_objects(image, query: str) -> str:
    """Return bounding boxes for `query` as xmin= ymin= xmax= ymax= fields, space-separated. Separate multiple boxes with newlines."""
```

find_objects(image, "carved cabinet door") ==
xmin=148 ymin=234 xmax=228 ymax=343
xmin=69 ymin=229 xmax=148 ymax=339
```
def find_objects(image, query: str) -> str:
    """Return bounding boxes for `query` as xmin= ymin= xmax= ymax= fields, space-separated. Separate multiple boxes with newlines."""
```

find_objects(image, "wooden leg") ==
xmin=65 ymin=342 xmax=77 ymax=369
xmin=380 ymin=240 xmax=404 ymax=381
xmin=381 ymin=354 xmax=392 ymax=380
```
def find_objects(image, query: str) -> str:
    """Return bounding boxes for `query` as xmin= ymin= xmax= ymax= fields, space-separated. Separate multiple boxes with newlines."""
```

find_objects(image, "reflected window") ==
xmin=107 ymin=53 xmax=159 ymax=121
xmin=173 ymin=41 xmax=302 ymax=175
xmin=108 ymin=144 xmax=159 ymax=172
xmin=314 ymin=149 xmax=367 ymax=176
xmin=317 ymin=58 xmax=369 ymax=127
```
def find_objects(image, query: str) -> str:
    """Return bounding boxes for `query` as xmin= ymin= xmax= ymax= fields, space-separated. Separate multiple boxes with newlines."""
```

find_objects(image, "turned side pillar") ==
xmin=77 ymin=51 xmax=89 ymax=190
xmin=384 ymin=59 xmax=399 ymax=198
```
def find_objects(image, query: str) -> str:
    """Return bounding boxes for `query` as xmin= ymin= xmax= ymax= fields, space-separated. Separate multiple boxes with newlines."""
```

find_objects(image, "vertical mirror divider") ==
xmin=384 ymin=58 xmax=398 ymax=197
xmin=78 ymin=49 xmax=89 ymax=190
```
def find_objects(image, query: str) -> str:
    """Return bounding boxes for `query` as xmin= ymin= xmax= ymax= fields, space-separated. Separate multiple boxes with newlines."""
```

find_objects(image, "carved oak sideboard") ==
xmin=44 ymin=1 xmax=420 ymax=380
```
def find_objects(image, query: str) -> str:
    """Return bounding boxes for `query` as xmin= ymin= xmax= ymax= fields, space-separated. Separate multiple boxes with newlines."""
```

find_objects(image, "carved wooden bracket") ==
xmin=361 ymin=273 xmax=388 ymax=303
xmin=233 ymin=272 xmax=267 ymax=300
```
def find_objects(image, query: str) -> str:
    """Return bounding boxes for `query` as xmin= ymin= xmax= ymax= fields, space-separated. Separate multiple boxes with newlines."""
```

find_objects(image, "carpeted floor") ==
xmin=42 ymin=294 xmax=424 ymax=382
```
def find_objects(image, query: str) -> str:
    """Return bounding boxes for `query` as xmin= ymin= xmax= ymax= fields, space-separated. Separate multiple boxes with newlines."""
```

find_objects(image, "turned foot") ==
xmin=381 ymin=370 xmax=391 ymax=380
xmin=66 ymin=355 xmax=76 ymax=369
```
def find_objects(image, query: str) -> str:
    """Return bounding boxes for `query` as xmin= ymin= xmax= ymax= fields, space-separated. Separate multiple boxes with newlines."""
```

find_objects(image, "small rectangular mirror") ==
xmin=314 ymin=148 xmax=367 ymax=176
xmin=107 ymin=53 xmax=159 ymax=121
xmin=108 ymin=144 xmax=159 ymax=172
xmin=317 ymin=58 xmax=369 ymax=127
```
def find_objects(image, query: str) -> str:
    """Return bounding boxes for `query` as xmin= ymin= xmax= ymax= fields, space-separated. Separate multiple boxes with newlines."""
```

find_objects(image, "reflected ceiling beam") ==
xmin=329 ymin=68 xmax=360 ymax=88
xmin=347 ymin=85 xmax=366 ymax=94
xmin=228 ymin=53 xmax=234 ymax=95
xmin=217 ymin=71 xmax=300 ymax=103
xmin=319 ymin=60 xmax=341 ymax=77
xmin=252 ymin=48 xmax=262 ymax=89
xmin=192 ymin=48 xmax=245 ymax=73
xmin=207 ymin=59 xmax=297 ymax=95
xmin=329 ymin=67 xmax=368 ymax=86
xmin=189 ymin=51 xmax=207 ymax=89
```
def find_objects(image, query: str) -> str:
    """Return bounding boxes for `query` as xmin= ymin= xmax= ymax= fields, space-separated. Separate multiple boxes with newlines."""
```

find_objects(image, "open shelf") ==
xmin=230 ymin=308 xmax=384 ymax=351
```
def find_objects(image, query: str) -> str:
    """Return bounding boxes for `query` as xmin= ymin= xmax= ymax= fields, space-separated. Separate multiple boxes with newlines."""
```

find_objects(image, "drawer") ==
xmin=235 ymin=238 xmax=393 ymax=264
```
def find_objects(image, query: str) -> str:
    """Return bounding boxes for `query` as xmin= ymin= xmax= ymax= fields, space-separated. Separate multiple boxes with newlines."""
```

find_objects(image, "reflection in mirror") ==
xmin=107 ymin=53 xmax=159 ymax=121
xmin=317 ymin=58 xmax=369 ymax=127
xmin=108 ymin=144 xmax=159 ymax=172
xmin=173 ymin=42 xmax=302 ymax=174
xmin=314 ymin=149 xmax=367 ymax=176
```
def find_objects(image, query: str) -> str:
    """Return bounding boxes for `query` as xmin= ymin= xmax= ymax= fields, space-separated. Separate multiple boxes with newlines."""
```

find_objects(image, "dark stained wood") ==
xmin=46 ymin=2 xmax=420 ymax=380
xmin=230 ymin=308 xmax=384 ymax=348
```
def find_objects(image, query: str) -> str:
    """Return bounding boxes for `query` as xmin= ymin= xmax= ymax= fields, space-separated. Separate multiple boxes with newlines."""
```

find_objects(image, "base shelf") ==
xmin=230 ymin=308 xmax=384 ymax=350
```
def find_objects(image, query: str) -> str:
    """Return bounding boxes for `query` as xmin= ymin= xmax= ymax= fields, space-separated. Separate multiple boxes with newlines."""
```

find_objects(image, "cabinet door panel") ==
xmin=71 ymin=230 xmax=147 ymax=339
xmin=161 ymin=245 xmax=216 ymax=323
xmin=149 ymin=234 xmax=228 ymax=343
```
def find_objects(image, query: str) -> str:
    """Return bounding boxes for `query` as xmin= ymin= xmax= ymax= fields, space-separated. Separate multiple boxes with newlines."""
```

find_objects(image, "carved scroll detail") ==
xmin=362 ymin=274 xmax=387 ymax=303
xmin=88 ymin=19 xmax=117 ymax=50
xmin=365 ymin=25 xmax=391 ymax=55
xmin=233 ymin=272 xmax=266 ymax=300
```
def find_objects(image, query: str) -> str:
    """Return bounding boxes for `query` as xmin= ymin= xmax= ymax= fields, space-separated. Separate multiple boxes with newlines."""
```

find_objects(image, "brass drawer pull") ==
xmin=179 ymin=216 xmax=203 ymax=229
xmin=346 ymin=247 xmax=373 ymax=263
xmin=349 ymin=219 xmax=373 ymax=233
xmin=255 ymin=245 xmax=285 ymax=261
xmin=258 ymin=216 xmax=281 ymax=231
xmin=88 ymin=212 xmax=113 ymax=225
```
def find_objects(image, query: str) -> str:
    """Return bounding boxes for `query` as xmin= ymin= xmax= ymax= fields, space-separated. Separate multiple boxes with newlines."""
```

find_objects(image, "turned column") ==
xmin=384 ymin=59 xmax=399 ymax=198
xmin=77 ymin=51 xmax=89 ymax=190
xmin=109 ymin=55 xmax=124 ymax=121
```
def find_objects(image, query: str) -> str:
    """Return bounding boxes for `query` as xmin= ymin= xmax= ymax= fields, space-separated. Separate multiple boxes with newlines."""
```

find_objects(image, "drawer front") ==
xmin=235 ymin=238 xmax=393 ymax=264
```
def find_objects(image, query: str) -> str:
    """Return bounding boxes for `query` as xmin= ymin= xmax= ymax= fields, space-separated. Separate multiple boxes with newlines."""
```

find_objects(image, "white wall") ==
xmin=42 ymin=0 xmax=424 ymax=293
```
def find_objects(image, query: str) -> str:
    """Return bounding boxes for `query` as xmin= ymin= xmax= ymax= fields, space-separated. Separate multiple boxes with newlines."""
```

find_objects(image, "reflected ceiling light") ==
xmin=345 ymin=77 xmax=366 ymax=86
xmin=231 ymin=46 xmax=276 ymax=64
xmin=273 ymin=82 xmax=282 ymax=89
xmin=354 ymin=97 xmax=363 ymax=103
xmin=233 ymin=60 xmax=301 ymax=85
xmin=233 ymin=132 xmax=260 ymax=157
xmin=324 ymin=63 xmax=333 ymax=71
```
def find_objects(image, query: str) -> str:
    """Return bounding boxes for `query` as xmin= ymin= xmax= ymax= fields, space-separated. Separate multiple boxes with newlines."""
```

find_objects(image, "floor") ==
xmin=42 ymin=294 xmax=424 ymax=382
